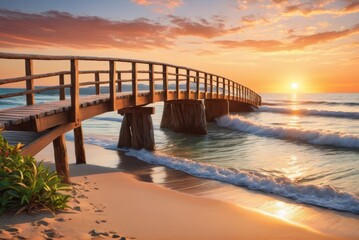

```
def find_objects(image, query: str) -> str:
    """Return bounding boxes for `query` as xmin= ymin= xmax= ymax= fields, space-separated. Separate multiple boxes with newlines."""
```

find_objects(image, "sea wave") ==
xmin=265 ymin=100 xmax=359 ymax=106
xmin=216 ymin=115 xmax=359 ymax=149
xmin=125 ymin=149 xmax=359 ymax=214
xmin=257 ymin=106 xmax=359 ymax=119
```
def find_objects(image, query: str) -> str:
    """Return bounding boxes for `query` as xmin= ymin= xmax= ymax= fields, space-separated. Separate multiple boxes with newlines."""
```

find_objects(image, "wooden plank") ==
xmin=176 ymin=67 xmax=179 ymax=100
xmin=186 ymin=69 xmax=190 ymax=99
xmin=210 ymin=75 xmax=213 ymax=99
xmin=25 ymin=59 xmax=34 ymax=105
xmin=216 ymin=76 xmax=219 ymax=99
xmin=196 ymin=71 xmax=200 ymax=99
xmin=117 ymin=72 xmax=122 ymax=92
xmin=70 ymin=59 xmax=80 ymax=123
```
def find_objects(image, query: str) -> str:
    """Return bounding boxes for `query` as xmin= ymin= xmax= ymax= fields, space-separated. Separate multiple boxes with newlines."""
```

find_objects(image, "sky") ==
xmin=0 ymin=0 xmax=358 ymax=93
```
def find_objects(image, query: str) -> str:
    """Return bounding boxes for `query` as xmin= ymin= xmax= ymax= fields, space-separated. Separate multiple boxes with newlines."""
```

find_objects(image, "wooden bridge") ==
xmin=0 ymin=52 xmax=261 ymax=183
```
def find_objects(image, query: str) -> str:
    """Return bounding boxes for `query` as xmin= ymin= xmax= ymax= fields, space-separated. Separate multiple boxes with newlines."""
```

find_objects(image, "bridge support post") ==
xmin=74 ymin=124 xmax=86 ymax=164
xmin=229 ymin=100 xmax=255 ymax=112
xmin=53 ymin=134 xmax=70 ymax=184
xmin=204 ymin=99 xmax=229 ymax=122
xmin=118 ymin=107 xmax=155 ymax=151
xmin=160 ymin=100 xmax=207 ymax=135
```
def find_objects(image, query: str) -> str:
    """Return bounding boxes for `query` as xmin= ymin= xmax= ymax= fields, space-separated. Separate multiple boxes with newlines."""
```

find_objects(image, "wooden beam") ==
xmin=186 ymin=69 xmax=190 ymax=99
xmin=175 ymin=67 xmax=179 ymax=100
xmin=216 ymin=76 xmax=219 ymax=99
xmin=132 ymin=62 xmax=138 ymax=106
xmin=53 ymin=134 xmax=70 ymax=184
xmin=25 ymin=59 xmax=34 ymax=105
xmin=59 ymin=74 xmax=65 ymax=100
xmin=118 ymin=106 xmax=155 ymax=115
xmin=74 ymin=125 xmax=86 ymax=164
xmin=163 ymin=65 xmax=168 ymax=101
xmin=109 ymin=60 xmax=116 ymax=110
xmin=117 ymin=71 xmax=122 ymax=92
xmin=70 ymin=59 xmax=80 ymax=123
xmin=196 ymin=71 xmax=200 ymax=99
xmin=149 ymin=63 xmax=154 ymax=103
xmin=22 ymin=123 xmax=76 ymax=156
xmin=95 ymin=72 xmax=100 ymax=95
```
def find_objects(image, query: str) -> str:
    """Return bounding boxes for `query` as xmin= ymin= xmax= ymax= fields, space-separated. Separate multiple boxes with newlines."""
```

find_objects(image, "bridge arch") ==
xmin=0 ymin=52 xmax=261 ymax=182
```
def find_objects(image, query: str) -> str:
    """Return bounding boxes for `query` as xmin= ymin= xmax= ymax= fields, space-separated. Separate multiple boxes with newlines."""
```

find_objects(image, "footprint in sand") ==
xmin=43 ymin=228 xmax=63 ymax=238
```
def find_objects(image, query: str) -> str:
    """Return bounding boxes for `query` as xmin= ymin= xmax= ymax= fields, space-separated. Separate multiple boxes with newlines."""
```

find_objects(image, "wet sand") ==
xmin=0 ymin=142 xmax=357 ymax=239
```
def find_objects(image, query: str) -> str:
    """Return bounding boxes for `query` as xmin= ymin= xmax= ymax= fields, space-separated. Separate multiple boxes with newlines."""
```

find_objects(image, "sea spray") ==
xmin=125 ymin=149 xmax=359 ymax=214
xmin=216 ymin=115 xmax=359 ymax=149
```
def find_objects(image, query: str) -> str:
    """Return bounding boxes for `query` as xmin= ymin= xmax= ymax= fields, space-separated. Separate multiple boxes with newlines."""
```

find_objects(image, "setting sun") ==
xmin=291 ymin=83 xmax=298 ymax=90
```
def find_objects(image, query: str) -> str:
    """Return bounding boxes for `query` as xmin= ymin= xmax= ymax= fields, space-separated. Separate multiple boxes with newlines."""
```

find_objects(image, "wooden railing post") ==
xmin=132 ymin=62 xmax=138 ymax=105
xmin=228 ymin=80 xmax=231 ymax=100
xmin=186 ymin=69 xmax=190 ymax=99
xmin=149 ymin=63 xmax=155 ymax=103
xmin=95 ymin=72 xmax=100 ymax=95
xmin=59 ymin=74 xmax=65 ymax=100
xmin=176 ymin=67 xmax=179 ymax=100
xmin=70 ymin=59 xmax=80 ymax=123
xmin=236 ymin=84 xmax=239 ymax=101
xmin=109 ymin=60 xmax=116 ymax=110
xmin=25 ymin=59 xmax=34 ymax=105
xmin=222 ymin=78 xmax=226 ymax=99
xmin=117 ymin=71 xmax=122 ymax=92
xmin=204 ymin=73 xmax=208 ymax=97
xmin=196 ymin=71 xmax=200 ymax=99
xmin=210 ymin=75 xmax=213 ymax=99
xmin=163 ymin=65 xmax=168 ymax=101
xmin=216 ymin=76 xmax=219 ymax=99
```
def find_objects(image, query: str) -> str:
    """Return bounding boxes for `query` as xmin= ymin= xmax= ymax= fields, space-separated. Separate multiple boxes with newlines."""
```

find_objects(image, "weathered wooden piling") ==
xmin=204 ymin=99 xmax=229 ymax=122
xmin=74 ymin=124 xmax=86 ymax=164
xmin=53 ymin=134 xmax=70 ymax=183
xmin=161 ymin=100 xmax=207 ymax=135
xmin=118 ymin=107 xmax=155 ymax=150
xmin=229 ymin=100 xmax=254 ymax=112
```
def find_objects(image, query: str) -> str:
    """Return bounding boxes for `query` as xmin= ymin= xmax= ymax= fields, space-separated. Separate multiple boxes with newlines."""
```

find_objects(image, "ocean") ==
xmin=1 ymin=90 xmax=358 ymax=215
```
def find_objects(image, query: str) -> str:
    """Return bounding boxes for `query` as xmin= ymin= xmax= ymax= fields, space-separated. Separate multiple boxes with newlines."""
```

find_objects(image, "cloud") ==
xmin=0 ymin=9 xmax=241 ymax=50
xmin=168 ymin=15 xmax=241 ymax=38
xmin=284 ymin=0 xmax=359 ymax=16
xmin=215 ymin=24 xmax=359 ymax=52
xmin=132 ymin=0 xmax=182 ymax=12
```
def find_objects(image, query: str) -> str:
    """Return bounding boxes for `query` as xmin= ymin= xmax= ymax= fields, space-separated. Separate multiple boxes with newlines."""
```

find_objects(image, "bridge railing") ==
xmin=0 ymin=53 xmax=262 ymax=119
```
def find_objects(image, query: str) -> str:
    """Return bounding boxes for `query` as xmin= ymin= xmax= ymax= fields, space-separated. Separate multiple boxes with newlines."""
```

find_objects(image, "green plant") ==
xmin=0 ymin=134 xmax=72 ymax=215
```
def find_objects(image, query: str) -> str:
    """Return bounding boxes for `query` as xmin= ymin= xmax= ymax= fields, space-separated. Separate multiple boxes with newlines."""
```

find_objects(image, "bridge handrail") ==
xmin=0 ymin=52 xmax=262 ymax=119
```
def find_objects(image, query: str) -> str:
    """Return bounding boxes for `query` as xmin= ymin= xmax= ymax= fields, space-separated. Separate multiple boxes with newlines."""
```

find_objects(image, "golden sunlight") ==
xmin=291 ymin=82 xmax=298 ymax=90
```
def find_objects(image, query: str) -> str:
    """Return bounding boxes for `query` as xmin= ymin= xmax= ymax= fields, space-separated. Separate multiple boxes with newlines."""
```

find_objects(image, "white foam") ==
xmin=258 ymin=106 xmax=359 ymax=119
xmin=125 ymin=149 xmax=359 ymax=213
xmin=216 ymin=115 xmax=359 ymax=149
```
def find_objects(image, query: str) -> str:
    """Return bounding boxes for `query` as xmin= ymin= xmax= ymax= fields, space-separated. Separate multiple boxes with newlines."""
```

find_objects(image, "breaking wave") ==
xmin=125 ymin=149 xmax=359 ymax=214
xmin=257 ymin=106 xmax=359 ymax=119
xmin=216 ymin=115 xmax=359 ymax=149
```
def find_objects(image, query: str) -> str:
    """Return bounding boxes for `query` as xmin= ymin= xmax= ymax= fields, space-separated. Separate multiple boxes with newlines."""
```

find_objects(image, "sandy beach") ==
xmin=0 ymin=141 xmax=350 ymax=240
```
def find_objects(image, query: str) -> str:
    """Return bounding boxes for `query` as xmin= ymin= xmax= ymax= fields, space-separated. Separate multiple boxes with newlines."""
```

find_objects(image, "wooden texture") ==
xmin=118 ymin=111 xmax=155 ymax=150
xmin=25 ymin=59 xmax=34 ymax=105
xmin=74 ymin=125 xmax=86 ymax=164
xmin=95 ymin=72 xmax=100 ymax=95
xmin=109 ymin=60 xmax=116 ymax=110
xmin=70 ymin=59 xmax=80 ymax=123
xmin=229 ymin=100 xmax=255 ymax=112
xmin=204 ymin=99 xmax=229 ymax=122
xmin=149 ymin=64 xmax=154 ymax=103
xmin=160 ymin=100 xmax=207 ymax=135
xmin=118 ymin=106 xmax=155 ymax=115
xmin=132 ymin=62 xmax=138 ymax=106
xmin=53 ymin=134 xmax=70 ymax=183
xmin=59 ymin=74 xmax=65 ymax=100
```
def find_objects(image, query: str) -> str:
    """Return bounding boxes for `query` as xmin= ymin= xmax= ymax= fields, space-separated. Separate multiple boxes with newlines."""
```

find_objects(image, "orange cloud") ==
xmin=215 ymin=24 xmax=359 ymax=51
xmin=0 ymin=9 xmax=238 ymax=50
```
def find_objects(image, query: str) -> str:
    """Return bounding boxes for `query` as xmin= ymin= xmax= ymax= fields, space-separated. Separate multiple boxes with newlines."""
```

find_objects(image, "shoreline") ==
xmin=0 ymin=141 xmax=357 ymax=239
